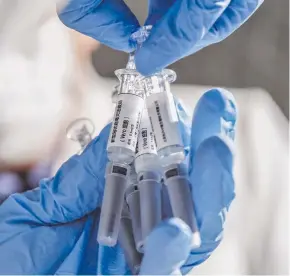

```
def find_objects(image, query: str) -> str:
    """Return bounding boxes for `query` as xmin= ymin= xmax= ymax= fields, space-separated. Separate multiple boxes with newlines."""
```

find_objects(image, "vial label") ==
xmin=136 ymin=108 xmax=157 ymax=157
xmin=146 ymin=92 xmax=182 ymax=150
xmin=108 ymin=93 xmax=144 ymax=152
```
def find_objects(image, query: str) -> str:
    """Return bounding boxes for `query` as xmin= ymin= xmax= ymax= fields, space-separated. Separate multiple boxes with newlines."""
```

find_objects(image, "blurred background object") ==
xmin=93 ymin=0 xmax=289 ymax=118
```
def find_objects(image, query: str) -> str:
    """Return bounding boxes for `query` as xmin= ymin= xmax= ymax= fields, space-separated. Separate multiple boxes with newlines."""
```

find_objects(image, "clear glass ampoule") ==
xmin=143 ymin=70 xmax=184 ymax=166
xmin=66 ymin=118 xmax=95 ymax=154
xmin=97 ymin=29 xmax=148 ymax=247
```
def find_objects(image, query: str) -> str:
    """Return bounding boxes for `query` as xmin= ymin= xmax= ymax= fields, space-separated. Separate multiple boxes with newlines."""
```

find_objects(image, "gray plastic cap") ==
xmin=165 ymin=175 xmax=201 ymax=249
xmin=125 ymin=185 xmax=143 ymax=253
xmin=119 ymin=203 xmax=143 ymax=275
xmin=138 ymin=171 xmax=162 ymax=251
xmin=97 ymin=163 xmax=129 ymax=247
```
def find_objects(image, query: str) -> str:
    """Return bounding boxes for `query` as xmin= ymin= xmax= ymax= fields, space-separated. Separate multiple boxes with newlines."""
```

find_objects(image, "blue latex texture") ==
xmin=58 ymin=0 xmax=263 ymax=75
xmin=0 ymin=88 xmax=237 ymax=274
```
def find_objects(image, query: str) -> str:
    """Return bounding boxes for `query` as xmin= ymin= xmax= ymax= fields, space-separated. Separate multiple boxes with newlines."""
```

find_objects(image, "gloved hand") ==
xmin=58 ymin=0 xmax=263 ymax=75
xmin=0 ymin=88 xmax=236 ymax=274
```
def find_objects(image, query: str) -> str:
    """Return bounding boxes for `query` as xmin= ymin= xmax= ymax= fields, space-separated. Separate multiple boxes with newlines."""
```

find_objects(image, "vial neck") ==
xmin=126 ymin=54 xmax=136 ymax=70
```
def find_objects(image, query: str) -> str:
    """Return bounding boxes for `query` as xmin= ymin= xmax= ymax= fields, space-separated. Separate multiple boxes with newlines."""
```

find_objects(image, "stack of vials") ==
xmin=96 ymin=26 xmax=201 ymax=274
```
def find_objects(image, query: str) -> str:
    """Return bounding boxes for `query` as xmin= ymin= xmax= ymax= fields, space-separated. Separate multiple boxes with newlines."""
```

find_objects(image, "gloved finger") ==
xmin=97 ymin=243 xmax=128 ymax=275
xmin=135 ymin=0 xmax=231 ymax=75
xmin=189 ymin=88 xmax=237 ymax=173
xmin=145 ymin=0 xmax=175 ymax=26
xmin=174 ymin=97 xmax=192 ymax=155
xmin=57 ymin=0 xmax=140 ymax=52
xmin=182 ymin=135 xmax=235 ymax=273
xmin=0 ymin=212 xmax=90 ymax=274
xmin=181 ymin=89 xmax=236 ymax=272
xmin=193 ymin=0 xmax=264 ymax=51
xmin=1 ymin=124 xmax=111 ymax=225
xmin=139 ymin=218 xmax=192 ymax=275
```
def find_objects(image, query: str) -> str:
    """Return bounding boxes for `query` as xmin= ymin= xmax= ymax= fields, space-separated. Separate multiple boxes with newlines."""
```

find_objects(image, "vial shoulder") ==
xmin=134 ymin=153 xmax=160 ymax=174
xmin=158 ymin=145 xmax=185 ymax=167
xmin=107 ymin=146 xmax=135 ymax=164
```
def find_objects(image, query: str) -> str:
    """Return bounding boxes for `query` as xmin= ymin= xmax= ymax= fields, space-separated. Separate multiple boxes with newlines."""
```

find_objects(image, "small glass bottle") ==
xmin=144 ymin=67 xmax=201 ymax=248
xmin=97 ymin=28 xmax=149 ymax=247
xmin=134 ymin=106 xmax=162 ymax=250
xmin=66 ymin=118 xmax=95 ymax=154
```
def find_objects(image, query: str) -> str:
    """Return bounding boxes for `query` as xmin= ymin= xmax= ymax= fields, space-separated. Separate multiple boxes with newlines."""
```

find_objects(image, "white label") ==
xmin=164 ymin=82 xmax=179 ymax=123
xmin=135 ymin=108 xmax=157 ymax=157
xmin=108 ymin=93 xmax=144 ymax=152
xmin=146 ymin=92 xmax=182 ymax=150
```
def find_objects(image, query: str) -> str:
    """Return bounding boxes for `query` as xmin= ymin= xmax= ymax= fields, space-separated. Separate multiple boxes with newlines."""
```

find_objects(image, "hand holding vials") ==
xmin=98 ymin=26 xmax=200 ymax=252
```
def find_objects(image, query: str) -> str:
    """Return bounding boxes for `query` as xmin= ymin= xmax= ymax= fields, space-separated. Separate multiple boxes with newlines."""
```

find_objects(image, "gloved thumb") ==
xmin=139 ymin=218 xmax=192 ymax=275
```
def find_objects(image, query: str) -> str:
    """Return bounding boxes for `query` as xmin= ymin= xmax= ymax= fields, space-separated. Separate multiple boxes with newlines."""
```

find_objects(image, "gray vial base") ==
xmin=138 ymin=171 xmax=162 ymax=251
xmin=125 ymin=185 xmax=143 ymax=253
xmin=119 ymin=204 xmax=143 ymax=275
xmin=97 ymin=172 xmax=128 ymax=247
xmin=165 ymin=176 xmax=201 ymax=248
xmin=161 ymin=183 xmax=173 ymax=219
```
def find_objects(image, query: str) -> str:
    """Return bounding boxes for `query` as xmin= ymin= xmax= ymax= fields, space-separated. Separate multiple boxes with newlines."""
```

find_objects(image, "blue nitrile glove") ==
xmin=57 ymin=0 xmax=140 ymax=52
xmin=58 ymin=0 xmax=263 ymax=75
xmin=135 ymin=0 xmax=264 ymax=75
xmin=0 ymin=88 xmax=236 ymax=274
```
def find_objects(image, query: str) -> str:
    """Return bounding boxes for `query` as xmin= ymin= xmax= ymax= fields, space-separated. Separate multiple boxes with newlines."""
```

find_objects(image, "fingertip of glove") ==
xmin=140 ymin=218 xmax=192 ymax=274
xmin=146 ymin=218 xmax=192 ymax=253
xmin=98 ymin=123 xmax=112 ymax=140
xmin=163 ymin=218 xmax=193 ymax=241
xmin=200 ymin=88 xmax=237 ymax=122
xmin=135 ymin=48 xmax=161 ymax=76
xmin=80 ymin=124 xmax=109 ymax=152
xmin=81 ymin=124 xmax=111 ymax=169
